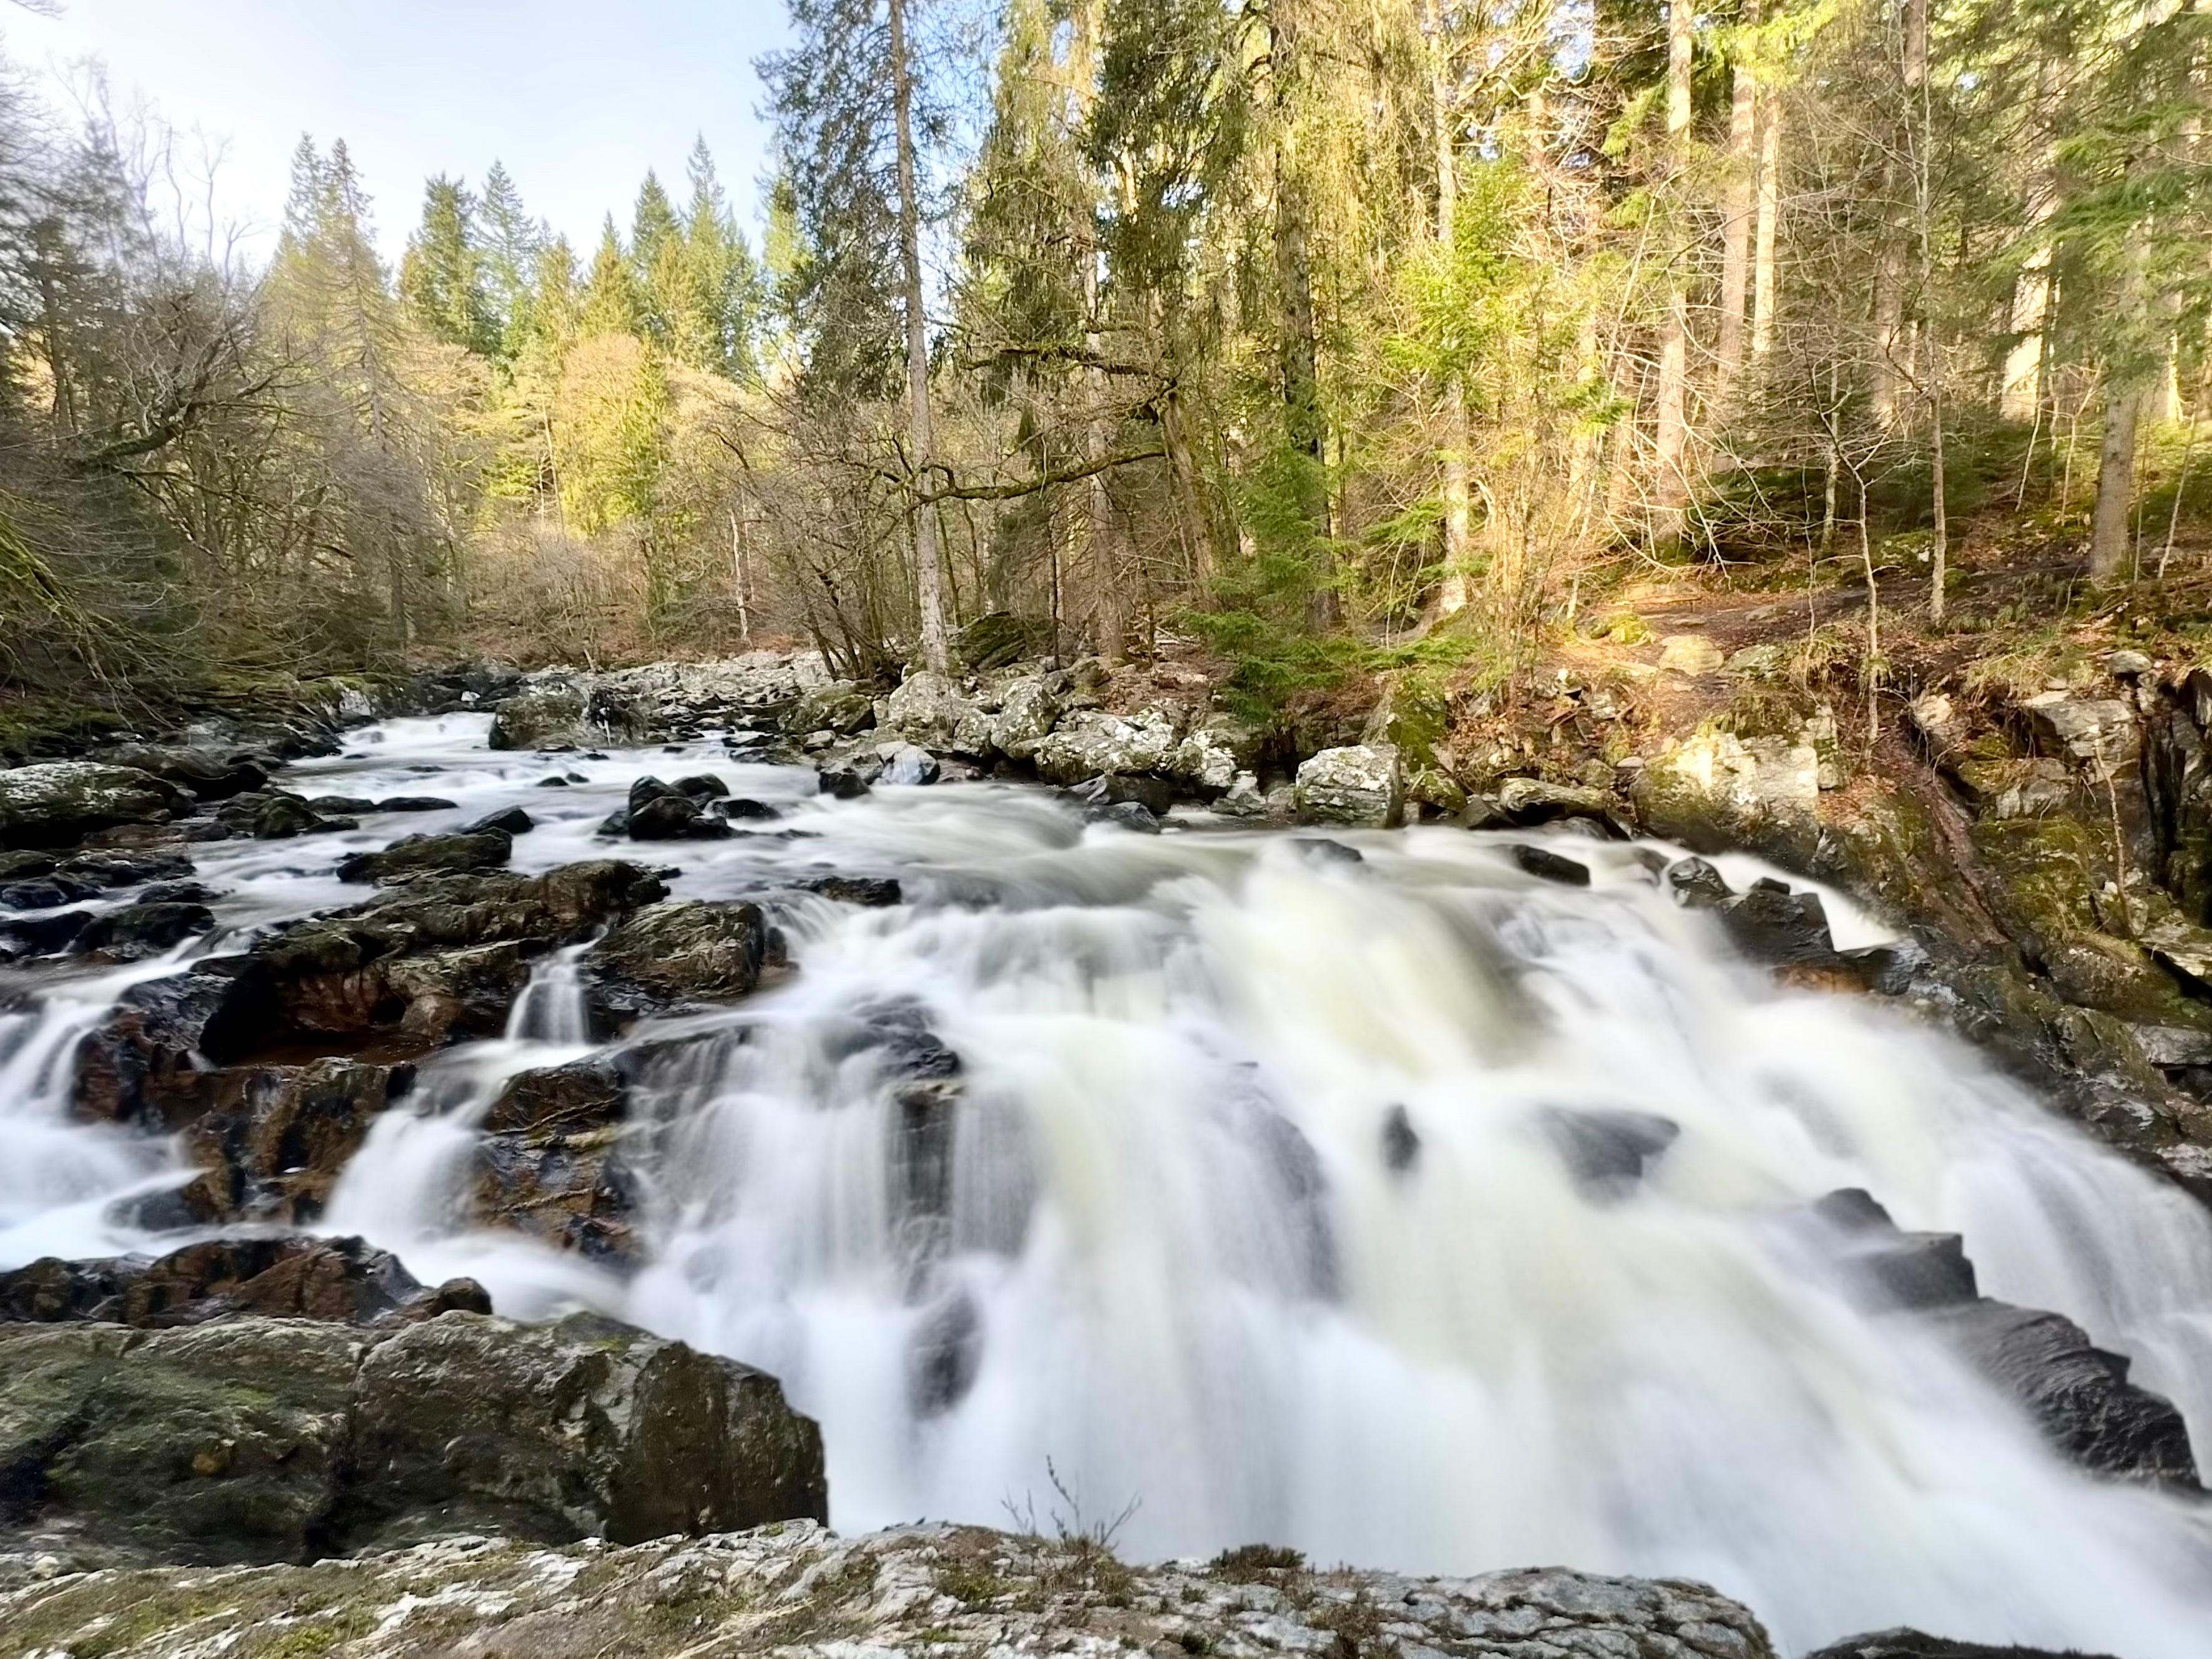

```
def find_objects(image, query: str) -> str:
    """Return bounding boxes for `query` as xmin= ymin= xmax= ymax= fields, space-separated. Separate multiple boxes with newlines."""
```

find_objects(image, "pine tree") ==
xmin=478 ymin=159 xmax=542 ymax=356
xmin=399 ymin=175 xmax=496 ymax=356
xmin=580 ymin=216 xmax=642 ymax=338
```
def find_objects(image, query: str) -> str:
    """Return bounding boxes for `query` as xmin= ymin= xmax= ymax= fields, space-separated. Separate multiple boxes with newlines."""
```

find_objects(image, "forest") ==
xmin=0 ymin=0 xmax=2206 ymax=727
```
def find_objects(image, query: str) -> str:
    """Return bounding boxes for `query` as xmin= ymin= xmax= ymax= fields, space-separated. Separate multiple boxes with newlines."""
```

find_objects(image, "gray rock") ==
xmin=0 ymin=762 xmax=188 ymax=849
xmin=335 ymin=830 xmax=513 ymax=884
xmin=1805 ymin=1633 xmax=2117 ymax=1659
xmin=781 ymin=681 xmax=877 ymax=738
xmin=1658 ymin=633 xmax=1726 ymax=675
xmin=0 ymin=1523 xmax=1779 ymax=1659
xmin=1496 ymin=776 xmax=1620 ymax=828
xmin=0 ymin=1311 xmax=825 ymax=1571
xmin=990 ymin=672 xmax=1062 ymax=761
xmin=879 ymin=743 xmax=941 ymax=785
xmin=1293 ymin=744 xmax=1404 ymax=828
xmin=2020 ymin=691 xmax=2138 ymax=771
xmin=592 ymin=899 xmax=767 ymax=1020
xmin=1034 ymin=707 xmax=1180 ymax=785
xmin=487 ymin=678 xmax=592 ymax=750
xmin=883 ymin=669 xmax=979 ymax=751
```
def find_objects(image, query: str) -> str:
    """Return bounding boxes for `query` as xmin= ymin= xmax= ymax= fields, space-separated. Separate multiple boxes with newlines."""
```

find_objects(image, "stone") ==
xmin=1168 ymin=716 xmax=1259 ymax=795
xmin=0 ymin=1525 xmax=1774 ymax=1659
xmin=335 ymin=829 xmax=512 ymax=884
xmin=781 ymin=681 xmax=876 ymax=738
xmin=2020 ymin=691 xmax=2138 ymax=771
xmin=1658 ymin=633 xmax=1726 ymax=675
xmin=2103 ymin=649 xmax=2153 ymax=679
xmin=2 ymin=874 xmax=98 ymax=908
xmin=1217 ymin=770 xmax=1269 ymax=816
xmin=1088 ymin=799 xmax=1161 ymax=833
xmin=0 ymin=1311 xmax=825 ymax=1570
xmin=625 ymin=791 xmax=707 ymax=839
xmin=880 ymin=743 xmax=941 ymax=785
xmin=675 ymin=773 xmax=728 ymax=799
xmin=990 ymin=672 xmax=1062 ymax=761
xmin=1496 ymin=776 xmax=1621 ymax=830
xmin=486 ymin=1059 xmax=627 ymax=1139
xmin=1509 ymin=843 xmax=1590 ymax=886
xmin=1634 ymin=725 xmax=1824 ymax=866
xmin=375 ymin=795 xmax=458 ymax=813
xmin=818 ymin=760 xmax=875 ymax=798
xmin=1806 ymin=1635 xmax=2118 ymax=1659
xmin=69 ymin=901 xmax=215 ymax=961
xmin=591 ymin=899 xmax=768 ymax=1020
xmin=883 ymin=669 xmax=979 ymax=751
xmin=0 ymin=761 xmax=188 ymax=848
xmin=956 ymin=609 xmax=1052 ymax=670
xmin=101 ymin=743 xmax=269 ymax=801
xmin=463 ymin=804 xmax=534 ymax=836
xmin=1034 ymin=706 xmax=1180 ymax=785
xmin=177 ymin=1059 xmax=416 ymax=1221
xmin=1539 ymin=1107 xmax=1680 ymax=1194
xmin=800 ymin=874 xmax=903 ymax=906
xmin=487 ymin=678 xmax=590 ymax=750
xmin=1293 ymin=744 xmax=1404 ymax=828
xmin=0 ymin=1235 xmax=478 ymax=1328
xmin=0 ymin=906 xmax=92 ymax=959
xmin=307 ymin=795 xmax=378 ymax=815
xmin=250 ymin=793 xmax=325 ymax=839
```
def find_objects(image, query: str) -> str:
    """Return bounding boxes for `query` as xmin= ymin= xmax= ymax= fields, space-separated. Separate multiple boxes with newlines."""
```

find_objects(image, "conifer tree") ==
xmin=399 ymin=175 xmax=496 ymax=356
xmin=580 ymin=217 xmax=642 ymax=338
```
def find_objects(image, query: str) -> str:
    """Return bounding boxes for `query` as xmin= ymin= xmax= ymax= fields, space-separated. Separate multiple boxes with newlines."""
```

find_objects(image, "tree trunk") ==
xmin=1716 ymin=0 xmax=1759 ymax=394
xmin=1429 ymin=0 xmax=1474 ymax=614
xmin=889 ymin=0 xmax=951 ymax=673
xmin=2090 ymin=381 xmax=2144 ymax=583
xmin=2002 ymin=59 xmax=2058 ymax=422
xmin=1751 ymin=81 xmax=1781 ymax=361
xmin=1272 ymin=0 xmax=1334 ymax=626
xmin=1653 ymin=0 xmax=1695 ymax=544
xmin=1907 ymin=0 xmax=1944 ymax=622
xmin=1070 ymin=2 xmax=1124 ymax=661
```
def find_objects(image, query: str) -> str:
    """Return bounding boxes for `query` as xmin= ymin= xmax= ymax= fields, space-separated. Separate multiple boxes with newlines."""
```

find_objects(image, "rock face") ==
xmin=0 ymin=1311 xmax=826 ymax=1573
xmin=590 ymin=899 xmax=768 ymax=1022
xmin=0 ymin=1520 xmax=1778 ymax=1659
xmin=1805 ymin=1636 xmax=2117 ymax=1659
xmin=0 ymin=1236 xmax=483 ymax=1328
xmin=1293 ymin=745 xmax=1404 ymax=828
xmin=473 ymin=1059 xmax=639 ymax=1261
xmin=0 ymin=762 xmax=189 ymax=848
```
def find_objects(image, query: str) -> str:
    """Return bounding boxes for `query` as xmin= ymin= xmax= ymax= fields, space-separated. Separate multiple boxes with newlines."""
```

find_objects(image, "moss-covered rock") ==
xmin=0 ymin=762 xmax=190 ymax=849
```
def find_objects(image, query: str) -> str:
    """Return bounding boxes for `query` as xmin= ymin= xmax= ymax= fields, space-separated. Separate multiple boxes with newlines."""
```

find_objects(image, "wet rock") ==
xmin=1665 ymin=855 xmax=1733 ymax=907
xmin=178 ymin=1058 xmax=416 ymax=1222
xmin=64 ymin=848 xmax=196 ymax=888
xmin=1633 ymin=725 xmax=1824 ymax=868
xmin=818 ymin=760 xmax=874 ymax=798
xmin=0 ymin=907 xmax=92 ymax=959
xmin=879 ymin=743 xmax=941 ymax=785
xmin=591 ymin=898 xmax=768 ymax=1021
xmin=249 ymin=792 xmax=325 ymax=839
xmin=714 ymin=795 xmax=780 ymax=821
xmin=0 ymin=849 xmax=55 ymax=881
xmin=625 ymin=790 xmax=730 ymax=840
xmin=474 ymin=1129 xmax=641 ymax=1263
xmin=1496 ymin=776 xmax=1623 ymax=832
xmin=100 ymin=743 xmax=269 ymax=801
xmin=908 ymin=1289 xmax=982 ymax=1416
xmin=376 ymin=795 xmax=458 ymax=813
xmin=1294 ymin=837 xmax=1364 ymax=865
xmin=335 ymin=828 xmax=512 ymax=884
xmin=1812 ymin=1189 xmax=2198 ymax=1489
xmin=1539 ymin=1107 xmax=1680 ymax=1195
xmin=70 ymin=901 xmax=215 ymax=961
xmin=1805 ymin=1634 xmax=2117 ymax=1659
xmin=0 ymin=761 xmax=189 ymax=848
xmin=1036 ymin=707 xmax=1180 ymax=786
xmin=72 ymin=956 xmax=281 ymax=1129
xmin=0 ymin=1310 xmax=826 ymax=1570
xmin=0 ymin=1525 xmax=1779 ymax=1659
xmin=462 ymin=804 xmax=533 ymax=836
xmin=1087 ymin=799 xmax=1161 ymax=834
xmin=1712 ymin=880 xmax=1840 ymax=967
xmin=0 ymin=1235 xmax=478 ymax=1328
xmin=1509 ymin=844 xmax=1591 ymax=886
xmin=486 ymin=1058 xmax=627 ymax=1138
xmin=1168 ymin=716 xmax=1260 ymax=796
xmin=1382 ymin=1103 xmax=1421 ymax=1173
xmin=1293 ymin=744 xmax=1404 ymax=828
xmin=799 ymin=874 xmax=903 ymax=906
xmin=307 ymin=795 xmax=378 ymax=816
xmin=1 ymin=875 xmax=99 ymax=909
xmin=488 ymin=678 xmax=590 ymax=750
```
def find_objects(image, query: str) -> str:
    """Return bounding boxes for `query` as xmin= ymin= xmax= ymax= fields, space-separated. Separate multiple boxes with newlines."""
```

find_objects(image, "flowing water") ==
xmin=6 ymin=711 xmax=2212 ymax=1654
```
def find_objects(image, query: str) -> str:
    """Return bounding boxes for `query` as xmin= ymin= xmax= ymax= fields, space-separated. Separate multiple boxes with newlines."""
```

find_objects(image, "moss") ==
xmin=934 ymin=1560 xmax=1009 ymax=1607
xmin=1208 ymin=1543 xmax=1306 ymax=1581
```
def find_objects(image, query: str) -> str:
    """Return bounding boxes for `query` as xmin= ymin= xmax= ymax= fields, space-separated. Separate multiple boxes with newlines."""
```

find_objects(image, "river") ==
xmin=5 ymin=710 xmax=2212 ymax=1655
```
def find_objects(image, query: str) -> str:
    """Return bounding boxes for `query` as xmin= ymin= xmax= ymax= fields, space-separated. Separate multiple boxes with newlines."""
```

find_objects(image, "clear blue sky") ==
xmin=11 ymin=0 xmax=794 ymax=262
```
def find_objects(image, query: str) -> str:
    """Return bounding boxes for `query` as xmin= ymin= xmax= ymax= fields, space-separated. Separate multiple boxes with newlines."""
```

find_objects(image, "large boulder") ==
xmin=781 ymin=680 xmax=877 ymax=738
xmin=590 ymin=899 xmax=767 ymax=1023
xmin=101 ymin=742 xmax=270 ymax=801
xmin=990 ymin=672 xmax=1062 ymax=761
xmin=0 ymin=1236 xmax=482 ymax=1328
xmin=883 ymin=669 xmax=980 ymax=751
xmin=473 ymin=1059 xmax=637 ymax=1265
xmin=487 ymin=677 xmax=591 ymax=750
xmin=335 ymin=829 xmax=512 ymax=884
xmin=1034 ymin=706 xmax=1180 ymax=785
xmin=1293 ymin=744 xmax=1404 ymax=828
xmin=0 ymin=1310 xmax=826 ymax=1571
xmin=0 ymin=762 xmax=189 ymax=848
xmin=175 ymin=1058 xmax=416 ymax=1222
xmin=0 ymin=1524 xmax=1779 ymax=1659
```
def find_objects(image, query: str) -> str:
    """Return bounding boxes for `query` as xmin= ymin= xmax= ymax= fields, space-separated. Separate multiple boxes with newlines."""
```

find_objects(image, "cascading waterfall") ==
xmin=4 ymin=712 xmax=2212 ymax=1655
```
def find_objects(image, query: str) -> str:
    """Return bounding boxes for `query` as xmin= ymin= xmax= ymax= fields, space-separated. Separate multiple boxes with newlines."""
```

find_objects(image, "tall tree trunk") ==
xmin=1653 ymin=0 xmax=1695 ymax=544
xmin=1716 ymin=0 xmax=1759 ymax=395
xmin=2002 ymin=59 xmax=2058 ymax=422
xmin=1069 ymin=1 xmax=1124 ymax=660
xmin=889 ymin=0 xmax=951 ymax=673
xmin=1907 ymin=0 xmax=1945 ymax=621
xmin=1429 ymin=0 xmax=1474 ymax=615
xmin=1272 ymin=0 xmax=1334 ymax=626
xmin=2090 ymin=381 xmax=2145 ymax=582
xmin=1751 ymin=81 xmax=1781 ymax=361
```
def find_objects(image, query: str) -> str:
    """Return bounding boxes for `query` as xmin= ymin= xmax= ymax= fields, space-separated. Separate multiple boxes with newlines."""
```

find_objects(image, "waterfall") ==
xmin=6 ymin=714 xmax=2212 ymax=1655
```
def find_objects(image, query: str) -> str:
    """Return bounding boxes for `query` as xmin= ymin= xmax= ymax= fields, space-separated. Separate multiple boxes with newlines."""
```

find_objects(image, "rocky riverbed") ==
xmin=4 ymin=648 xmax=2212 ymax=1657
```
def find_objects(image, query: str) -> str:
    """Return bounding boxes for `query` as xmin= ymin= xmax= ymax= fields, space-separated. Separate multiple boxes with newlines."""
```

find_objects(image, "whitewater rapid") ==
xmin=5 ymin=711 xmax=2212 ymax=1655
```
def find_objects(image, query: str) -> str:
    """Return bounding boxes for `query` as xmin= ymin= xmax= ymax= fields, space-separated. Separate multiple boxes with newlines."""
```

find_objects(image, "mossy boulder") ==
xmin=0 ymin=762 xmax=190 ymax=849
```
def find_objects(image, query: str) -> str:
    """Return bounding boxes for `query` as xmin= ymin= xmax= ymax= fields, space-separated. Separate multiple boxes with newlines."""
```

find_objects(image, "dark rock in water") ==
xmin=908 ymin=1288 xmax=982 ymax=1416
xmin=250 ymin=792 xmax=325 ymax=839
xmin=597 ymin=808 xmax=630 ymax=836
xmin=1805 ymin=1630 xmax=2121 ymax=1659
xmin=1 ymin=874 xmax=99 ymax=909
xmin=629 ymin=775 xmax=678 ymax=812
xmin=1664 ymin=855 xmax=1733 ymax=908
xmin=591 ymin=898 xmax=768 ymax=1022
xmin=137 ymin=879 xmax=218 ymax=906
xmin=536 ymin=774 xmax=570 ymax=786
xmin=880 ymin=744 xmax=941 ymax=786
xmin=0 ymin=1235 xmax=480 ymax=1328
xmin=627 ymin=791 xmax=707 ymax=839
xmin=1509 ymin=843 xmax=1591 ymax=886
xmin=0 ymin=906 xmax=92 ymax=958
xmin=102 ymin=742 xmax=270 ymax=801
xmin=1382 ymin=1104 xmax=1421 ymax=1173
xmin=1715 ymin=881 xmax=1840 ymax=966
xmin=1087 ymin=799 xmax=1161 ymax=834
xmin=464 ymin=804 xmax=534 ymax=836
xmin=0 ymin=761 xmax=191 ymax=848
xmin=336 ymin=828 xmax=513 ymax=884
xmin=819 ymin=761 xmax=874 ymax=799
xmin=1293 ymin=838 xmax=1364 ymax=865
xmin=1539 ymin=1107 xmax=1681 ymax=1195
xmin=377 ymin=795 xmax=459 ymax=812
xmin=66 ymin=848 xmax=195 ymax=888
xmin=674 ymin=773 xmax=729 ymax=800
xmin=475 ymin=1131 xmax=641 ymax=1263
xmin=0 ymin=849 xmax=56 ymax=881
xmin=71 ymin=901 xmax=215 ymax=960
xmin=306 ymin=795 xmax=378 ymax=815
xmin=1811 ymin=1188 xmax=2199 ymax=1490
xmin=1103 ymin=771 xmax=1176 ymax=815
xmin=487 ymin=1058 xmax=628 ymax=1138
xmin=179 ymin=1058 xmax=416 ymax=1223
xmin=0 ymin=1310 xmax=826 ymax=1569
xmin=801 ymin=874 xmax=903 ymax=907
xmin=72 ymin=956 xmax=283 ymax=1130
xmin=1930 ymin=1299 xmax=2199 ymax=1489
xmin=715 ymin=796 xmax=780 ymax=821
